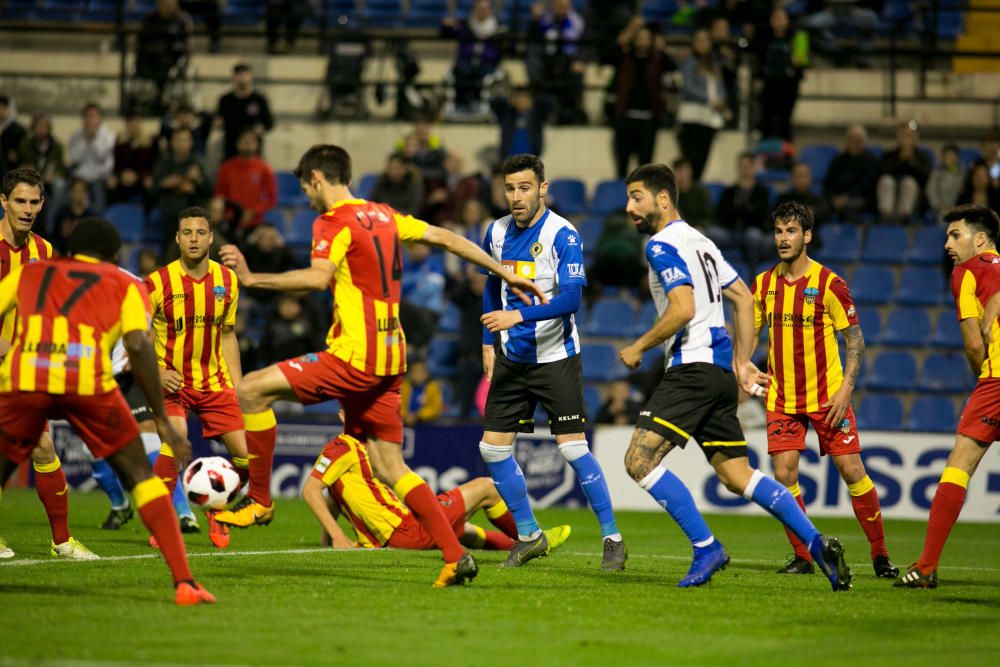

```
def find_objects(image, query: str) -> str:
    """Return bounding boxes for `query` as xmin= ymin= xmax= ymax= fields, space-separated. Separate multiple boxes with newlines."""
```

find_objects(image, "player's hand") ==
xmin=160 ymin=367 xmax=183 ymax=393
xmin=219 ymin=244 xmax=251 ymax=282
xmin=158 ymin=418 xmax=193 ymax=467
xmin=481 ymin=309 xmax=524 ymax=333
xmin=821 ymin=383 xmax=853 ymax=427
xmin=330 ymin=535 xmax=355 ymax=549
xmin=618 ymin=344 xmax=643 ymax=370
xmin=482 ymin=345 xmax=495 ymax=381
xmin=735 ymin=360 xmax=769 ymax=398
xmin=499 ymin=270 xmax=548 ymax=306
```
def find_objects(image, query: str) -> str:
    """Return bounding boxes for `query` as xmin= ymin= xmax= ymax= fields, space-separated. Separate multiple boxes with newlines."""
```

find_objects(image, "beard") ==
xmin=634 ymin=210 xmax=659 ymax=235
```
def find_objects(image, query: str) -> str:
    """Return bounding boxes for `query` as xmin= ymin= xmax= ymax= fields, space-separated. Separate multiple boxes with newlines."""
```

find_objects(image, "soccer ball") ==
xmin=182 ymin=457 xmax=242 ymax=510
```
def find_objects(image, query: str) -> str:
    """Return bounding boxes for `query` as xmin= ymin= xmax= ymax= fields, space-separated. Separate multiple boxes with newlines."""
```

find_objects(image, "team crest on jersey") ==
xmin=315 ymin=240 xmax=329 ymax=253
xmin=839 ymin=418 xmax=851 ymax=433
xmin=530 ymin=242 xmax=543 ymax=258
xmin=847 ymin=305 xmax=856 ymax=318
xmin=803 ymin=287 xmax=819 ymax=305
xmin=213 ymin=285 xmax=226 ymax=303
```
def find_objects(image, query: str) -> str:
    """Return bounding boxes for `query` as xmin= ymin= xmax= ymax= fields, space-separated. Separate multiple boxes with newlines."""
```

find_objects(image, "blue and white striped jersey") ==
xmin=482 ymin=209 xmax=586 ymax=363
xmin=646 ymin=220 xmax=739 ymax=370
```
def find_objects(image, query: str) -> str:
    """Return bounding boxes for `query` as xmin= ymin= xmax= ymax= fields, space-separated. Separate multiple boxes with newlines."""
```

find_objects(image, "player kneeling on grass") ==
xmin=303 ymin=432 xmax=571 ymax=554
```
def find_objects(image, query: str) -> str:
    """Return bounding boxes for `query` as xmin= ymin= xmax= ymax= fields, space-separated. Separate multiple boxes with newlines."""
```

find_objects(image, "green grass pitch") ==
xmin=1 ymin=488 xmax=997 ymax=667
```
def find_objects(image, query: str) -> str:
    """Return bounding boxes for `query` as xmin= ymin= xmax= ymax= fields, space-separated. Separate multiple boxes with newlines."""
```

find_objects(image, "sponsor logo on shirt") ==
xmin=315 ymin=456 xmax=331 ymax=473
xmin=566 ymin=234 xmax=579 ymax=246
xmin=315 ymin=240 xmax=329 ymax=253
xmin=847 ymin=305 xmax=856 ymax=318
xmin=650 ymin=243 xmax=665 ymax=256
xmin=660 ymin=266 xmax=686 ymax=285
xmin=566 ymin=263 xmax=585 ymax=278
xmin=502 ymin=259 xmax=536 ymax=279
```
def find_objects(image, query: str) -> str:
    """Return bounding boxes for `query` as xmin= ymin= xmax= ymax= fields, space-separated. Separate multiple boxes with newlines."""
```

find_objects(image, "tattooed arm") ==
xmin=822 ymin=324 xmax=864 ymax=426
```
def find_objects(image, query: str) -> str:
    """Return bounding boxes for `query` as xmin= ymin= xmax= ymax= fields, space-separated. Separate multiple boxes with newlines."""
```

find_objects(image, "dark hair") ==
xmin=81 ymin=101 xmax=101 ymax=115
xmin=2 ymin=167 xmax=44 ymax=198
xmin=672 ymin=157 xmax=692 ymax=170
xmin=942 ymin=143 xmax=960 ymax=156
xmin=738 ymin=151 xmax=755 ymax=163
xmin=502 ymin=154 xmax=545 ymax=184
xmin=0 ymin=96 xmax=8 ymax=107
xmin=68 ymin=217 xmax=121 ymax=261
xmin=772 ymin=200 xmax=814 ymax=232
xmin=294 ymin=144 xmax=352 ymax=186
xmin=943 ymin=203 xmax=1000 ymax=244
xmin=178 ymin=206 xmax=210 ymax=224
xmin=625 ymin=163 xmax=678 ymax=207
xmin=69 ymin=177 xmax=90 ymax=193
xmin=233 ymin=63 xmax=251 ymax=75
xmin=388 ymin=151 xmax=410 ymax=165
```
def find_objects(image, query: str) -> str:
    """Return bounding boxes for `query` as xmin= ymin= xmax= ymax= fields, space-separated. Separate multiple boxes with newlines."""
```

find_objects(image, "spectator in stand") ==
xmin=242 ymin=223 xmax=300 ymax=303
xmin=400 ymin=243 xmax=446 ymax=352
xmin=755 ymin=7 xmax=806 ymax=141
xmin=443 ymin=198 xmax=492 ymax=282
xmin=370 ymin=152 xmax=425 ymax=216
xmin=927 ymin=144 xmax=965 ymax=218
xmin=108 ymin=112 xmax=158 ymax=205
xmin=673 ymin=157 xmax=715 ymax=229
xmin=18 ymin=112 xmax=66 ymax=232
xmin=486 ymin=163 xmax=509 ymax=218
xmin=266 ymin=0 xmax=309 ymax=54
xmin=801 ymin=0 xmax=879 ymax=67
xmin=429 ymin=152 xmax=491 ymax=226
xmin=715 ymin=151 xmax=772 ymax=266
xmin=216 ymin=63 xmax=274 ymax=159
xmin=213 ymin=128 xmax=277 ymax=234
xmin=159 ymin=100 xmax=211 ymax=157
xmin=677 ymin=28 xmax=727 ymax=181
xmin=526 ymin=0 xmax=587 ymax=125
xmin=0 ymin=96 xmax=26 ymax=172
xmin=441 ymin=0 xmax=504 ymax=115
xmin=136 ymin=247 xmax=162 ymax=278
xmin=876 ymin=121 xmax=932 ymax=222
xmin=824 ymin=123 xmax=878 ymax=221
xmin=611 ymin=19 xmax=673 ymax=179
xmin=451 ymin=267 xmax=487 ymax=417
xmin=180 ymin=0 xmax=222 ymax=52
xmin=51 ymin=178 xmax=95 ymax=254
xmin=401 ymin=359 xmax=445 ymax=426
xmin=234 ymin=310 xmax=261 ymax=375
xmin=67 ymin=102 xmax=115 ymax=214
xmin=150 ymin=127 xmax=210 ymax=252
xmin=956 ymin=160 xmax=1000 ymax=212
xmin=262 ymin=293 xmax=324 ymax=366
xmin=491 ymin=87 xmax=555 ymax=159
xmin=775 ymin=161 xmax=828 ymax=225
xmin=590 ymin=211 xmax=645 ymax=290
xmin=135 ymin=0 xmax=193 ymax=104
xmin=596 ymin=379 xmax=643 ymax=426
xmin=395 ymin=121 xmax=447 ymax=187
xmin=710 ymin=16 xmax=740 ymax=127
xmin=980 ymin=130 xmax=1000 ymax=187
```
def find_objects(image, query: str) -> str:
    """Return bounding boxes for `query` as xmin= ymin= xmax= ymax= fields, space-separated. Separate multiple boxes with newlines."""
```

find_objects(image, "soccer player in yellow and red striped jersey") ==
xmin=0 ymin=167 xmax=95 ymax=561
xmin=0 ymin=217 xmax=213 ymax=605
xmin=751 ymin=201 xmax=898 ymax=579
xmin=215 ymin=144 xmax=544 ymax=588
xmin=144 ymin=207 xmax=249 ymax=549
xmin=898 ymin=204 xmax=1000 ymax=588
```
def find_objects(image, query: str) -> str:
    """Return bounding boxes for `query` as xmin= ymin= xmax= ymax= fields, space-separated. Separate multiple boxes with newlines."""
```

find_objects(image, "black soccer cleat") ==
xmin=777 ymin=555 xmax=815 ymax=574
xmin=894 ymin=564 xmax=938 ymax=589
xmin=873 ymin=554 xmax=900 ymax=579
xmin=100 ymin=506 xmax=134 ymax=530
xmin=600 ymin=538 xmax=627 ymax=572
xmin=179 ymin=515 xmax=201 ymax=534
xmin=500 ymin=532 xmax=550 ymax=568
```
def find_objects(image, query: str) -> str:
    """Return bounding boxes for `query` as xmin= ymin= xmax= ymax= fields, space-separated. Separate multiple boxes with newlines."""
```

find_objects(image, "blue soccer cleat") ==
xmin=809 ymin=535 xmax=853 ymax=591
xmin=678 ymin=540 xmax=730 ymax=588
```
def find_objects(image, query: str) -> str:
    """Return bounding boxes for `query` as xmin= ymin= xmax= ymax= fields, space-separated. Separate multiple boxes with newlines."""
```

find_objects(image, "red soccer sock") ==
xmin=34 ymin=458 xmax=70 ymax=545
xmin=230 ymin=455 xmax=250 ymax=489
xmin=135 ymin=477 xmax=193 ymax=585
xmin=394 ymin=472 xmax=464 ymax=563
xmin=152 ymin=445 xmax=179 ymax=495
xmin=917 ymin=467 xmax=969 ymax=573
xmin=848 ymin=476 xmax=887 ymax=559
xmin=483 ymin=530 xmax=515 ymax=551
xmin=484 ymin=499 xmax=518 ymax=540
xmin=244 ymin=411 xmax=277 ymax=506
xmin=782 ymin=484 xmax=812 ymax=561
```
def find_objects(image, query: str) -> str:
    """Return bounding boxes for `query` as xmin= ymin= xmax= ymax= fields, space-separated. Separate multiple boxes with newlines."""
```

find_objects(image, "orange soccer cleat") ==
xmin=175 ymin=581 xmax=217 ymax=606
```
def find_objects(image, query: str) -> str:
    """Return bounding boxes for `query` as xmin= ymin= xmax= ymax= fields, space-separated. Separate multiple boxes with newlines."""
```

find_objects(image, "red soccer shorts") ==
xmin=766 ymin=405 xmax=862 ymax=457
xmin=164 ymin=386 xmax=243 ymax=438
xmin=277 ymin=351 xmax=403 ymax=444
xmin=957 ymin=377 xmax=1000 ymax=443
xmin=0 ymin=391 xmax=139 ymax=464
xmin=385 ymin=488 xmax=467 ymax=550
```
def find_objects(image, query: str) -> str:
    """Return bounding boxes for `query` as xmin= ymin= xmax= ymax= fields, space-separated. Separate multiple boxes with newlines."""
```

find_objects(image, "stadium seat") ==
xmin=861 ymin=226 xmax=908 ymax=264
xmin=638 ymin=347 xmax=666 ymax=374
xmin=799 ymin=144 xmax=838 ymax=183
xmin=929 ymin=310 xmax=963 ymax=348
xmin=935 ymin=10 xmax=963 ymax=39
xmin=959 ymin=147 xmax=982 ymax=167
xmin=583 ymin=384 xmax=603 ymax=421
xmin=906 ymin=226 xmax=947 ymax=265
xmin=728 ymin=260 xmax=752 ymax=286
xmin=865 ymin=351 xmax=916 ymax=391
xmin=896 ymin=267 xmax=947 ymax=306
xmin=262 ymin=208 xmax=284 ymax=228
xmin=855 ymin=394 xmax=903 ymax=431
xmin=287 ymin=209 xmax=315 ymax=245
xmin=589 ymin=180 xmax=627 ymax=216
xmin=438 ymin=302 xmax=461 ymax=333
xmin=581 ymin=344 xmax=626 ymax=382
xmin=907 ymin=396 xmax=957 ymax=433
xmin=105 ymin=204 xmax=145 ymax=243
xmin=582 ymin=298 xmax=634 ymax=337
xmin=303 ymin=402 xmax=340 ymax=416
xmin=547 ymin=178 xmax=587 ymax=216
xmin=917 ymin=353 xmax=973 ymax=393
xmin=277 ymin=171 xmax=307 ymax=207
xmin=355 ymin=172 xmax=378 ymax=200
xmin=427 ymin=338 xmax=459 ymax=378
xmin=704 ymin=182 xmax=726 ymax=208
xmin=879 ymin=307 xmax=931 ymax=346
xmin=631 ymin=300 xmax=659 ymax=337
xmin=851 ymin=266 xmax=895 ymax=305
xmin=575 ymin=217 xmax=603 ymax=255
xmin=856 ymin=307 xmax=882 ymax=341
xmin=814 ymin=224 xmax=861 ymax=262
xmin=823 ymin=262 xmax=849 ymax=282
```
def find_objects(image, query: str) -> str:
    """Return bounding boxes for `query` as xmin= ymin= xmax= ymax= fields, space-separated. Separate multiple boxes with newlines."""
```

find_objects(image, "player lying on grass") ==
xmin=302 ymin=432 xmax=571 ymax=553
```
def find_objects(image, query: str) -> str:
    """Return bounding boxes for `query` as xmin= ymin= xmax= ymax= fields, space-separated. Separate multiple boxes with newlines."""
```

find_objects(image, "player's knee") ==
xmin=479 ymin=441 xmax=512 ymax=463
xmin=836 ymin=458 xmax=865 ymax=484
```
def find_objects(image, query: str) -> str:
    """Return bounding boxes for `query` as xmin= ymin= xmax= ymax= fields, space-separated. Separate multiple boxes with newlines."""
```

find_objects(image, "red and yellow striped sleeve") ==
xmin=0 ymin=265 xmax=23 ymax=319
xmin=224 ymin=267 xmax=239 ymax=328
xmin=824 ymin=274 xmax=858 ymax=331
xmin=751 ymin=272 xmax=766 ymax=330
xmin=312 ymin=440 xmax=358 ymax=487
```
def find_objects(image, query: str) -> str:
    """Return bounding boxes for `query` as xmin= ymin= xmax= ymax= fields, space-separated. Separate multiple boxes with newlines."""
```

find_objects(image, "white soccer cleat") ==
xmin=50 ymin=537 xmax=100 ymax=560
xmin=0 ymin=536 xmax=13 ymax=559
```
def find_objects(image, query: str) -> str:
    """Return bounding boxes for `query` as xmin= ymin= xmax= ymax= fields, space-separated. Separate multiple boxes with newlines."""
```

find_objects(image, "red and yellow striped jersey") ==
xmin=752 ymin=260 xmax=858 ymax=413
xmin=952 ymin=250 xmax=1000 ymax=379
xmin=145 ymin=259 xmax=239 ymax=392
xmin=310 ymin=434 xmax=409 ymax=548
xmin=0 ymin=255 xmax=150 ymax=395
xmin=0 ymin=232 xmax=54 ymax=342
xmin=310 ymin=199 xmax=429 ymax=377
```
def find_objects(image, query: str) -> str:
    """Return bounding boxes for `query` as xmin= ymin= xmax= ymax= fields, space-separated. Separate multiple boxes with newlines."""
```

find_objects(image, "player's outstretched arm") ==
xmin=723 ymin=278 xmax=770 ymax=396
xmin=619 ymin=285 xmax=695 ymax=369
xmin=219 ymin=244 xmax=335 ymax=292
xmin=302 ymin=476 xmax=355 ymax=549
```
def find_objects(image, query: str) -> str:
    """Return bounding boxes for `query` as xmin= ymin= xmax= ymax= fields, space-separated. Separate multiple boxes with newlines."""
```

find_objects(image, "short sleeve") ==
xmin=311 ymin=215 xmax=352 ymax=267
xmin=312 ymin=440 xmax=359 ymax=487
xmin=646 ymin=241 xmax=693 ymax=294
xmin=394 ymin=212 xmax=430 ymax=242
xmin=953 ymin=268 xmax=979 ymax=321
xmin=554 ymin=226 xmax=587 ymax=286
xmin=120 ymin=281 xmax=152 ymax=335
xmin=225 ymin=269 xmax=239 ymax=327
xmin=143 ymin=273 xmax=163 ymax=316
xmin=0 ymin=266 xmax=23 ymax=319
xmin=825 ymin=275 xmax=859 ymax=330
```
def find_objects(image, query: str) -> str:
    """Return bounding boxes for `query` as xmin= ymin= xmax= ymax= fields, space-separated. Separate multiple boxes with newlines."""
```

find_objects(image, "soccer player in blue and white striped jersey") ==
xmin=478 ymin=155 xmax=626 ymax=570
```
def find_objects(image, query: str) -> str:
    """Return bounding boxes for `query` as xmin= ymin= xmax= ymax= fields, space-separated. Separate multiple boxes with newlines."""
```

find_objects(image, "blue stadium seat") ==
xmin=814 ymin=224 xmax=861 ymax=262
xmin=935 ymin=10 xmax=963 ymax=39
xmin=879 ymin=307 xmax=931 ymax=346
xmin=262 ymin=208 xmax=284 ymax=228
xmin=799 ymin=144 xmax=838 ymax=183
xmin=575 ymin=217 xmax=603 ymax=256
xmin=758 ymin=169 xmax=789 ymax=188
xmin=929 ymin=310 xmax=963 ymax=348
xmin=851 ymin=266 xmax=896 ymax=305
xmin=896 ymin=267 xmax=947 ymax=306
xmin=583 ymin=384 xmax=603 ymax=421
xmin=277 ymin=171 xmax=307 ymax=207
xmin=583 ymin=298 xmax=634 ymax=337
xmin=589 ymin=180 xmax=627 ymax=216
xmin=547 ymin=178 xmax=586 ymax=216
xmin=704 ymin=182 xmax=725 ymax=208
xmin=438 ymin=302 xmax=461 ymax=333
xmin=355 ymin=172 xmax=378 ymax=200
xmin=861 ymin=226 xmax=908 ymax=263
xmin=906 ymin=226 xmax=946 ymax=265
xmin=917 ymin=353 xmax=973 ymax=393
xmin=856 ymin=307 xmax=881 ymax=341
xmin=907 ymin=396 xmax=957 ymax=433
xmin=631 ymin=300 xmax=659 ymax=337
xmin=855 ymin=394 xmax=903 ymax=431
xmin=581 ymin=344 xmax=626 ymax=382
xmin=303 ymin=401 xmax=340 ymax=416
xmin=427 ymin=338 xmax=459 ymax=378
xmin=823 ymin=262 xmax=849 ymax=282
xmin=959 ymin=147 xmax=982 ymax=167
xmin=105 ymin=204 xmax=145 ymax=243
xmin=728 ymin=260 xmax=752 ymax=286
xmin=638 ymin=347 xmax=665 ymax=374
xmin=865 ymin=351 xmax=917 ymax=391
xmin=287 ymin=209 xmax=315 ymax=245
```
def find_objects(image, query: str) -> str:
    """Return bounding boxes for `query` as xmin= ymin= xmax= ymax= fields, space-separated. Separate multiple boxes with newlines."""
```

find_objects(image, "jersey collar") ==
xmin=324 ymin=198 xmax=366 ymax=215
xmin=71 ymin=254 xmax=100 ymax=264
xmin=777 ymin=258 xmax=817 ymax=284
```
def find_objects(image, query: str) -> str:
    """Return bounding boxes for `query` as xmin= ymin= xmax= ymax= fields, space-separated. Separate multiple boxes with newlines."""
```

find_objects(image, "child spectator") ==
xmin=401 ymin=359 xmax=444 ymax=426
xmin=926 ymin=144 xmax=965 ymax=217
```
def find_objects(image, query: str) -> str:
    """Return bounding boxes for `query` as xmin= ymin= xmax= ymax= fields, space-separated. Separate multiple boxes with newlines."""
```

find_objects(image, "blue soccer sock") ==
xmin=480 ymin=442 xmax=540 ymax=540
xmin=639 ymin=465 xmax=714 ymax=547
xmin=559 ymin=441 xmax=620 ymax=540
xmin=744 ymin=469 xmax=820 ymax=546
xmin=92 ymin=458 xmax=128 ymax=510
xmin=147 ymin=450 xmax=195 ymax=519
